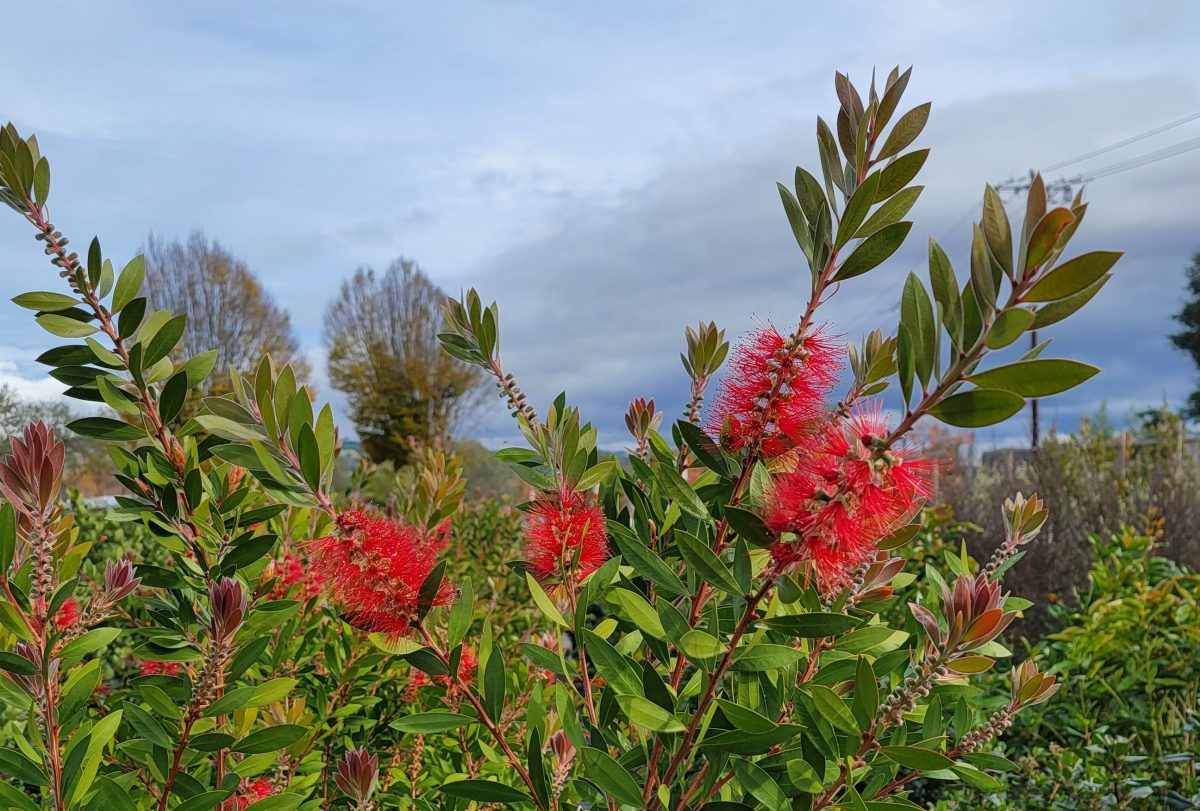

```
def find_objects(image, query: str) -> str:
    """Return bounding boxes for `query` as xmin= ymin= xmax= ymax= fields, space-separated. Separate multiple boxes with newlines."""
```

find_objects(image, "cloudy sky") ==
xmin=1 ymin=1 xmax=1198 ymax=449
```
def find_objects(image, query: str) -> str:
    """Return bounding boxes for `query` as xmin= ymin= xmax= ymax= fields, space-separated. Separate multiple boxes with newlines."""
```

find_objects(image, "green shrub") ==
xmin=937 ymin=520 xmax=1200 ymax=809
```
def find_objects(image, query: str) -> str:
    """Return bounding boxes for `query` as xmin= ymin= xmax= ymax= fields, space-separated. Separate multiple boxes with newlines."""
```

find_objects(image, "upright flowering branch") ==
xmin=431 ymin=66 xmax=1115 ymax=811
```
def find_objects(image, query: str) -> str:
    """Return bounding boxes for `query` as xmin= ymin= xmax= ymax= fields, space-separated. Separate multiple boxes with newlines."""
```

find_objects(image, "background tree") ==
xmin=143 ymin=231 xmax=310 ymax=406
xmin=1171 ymin=248 xmax=1200 ymax=418
xmin=324 ymin=258 xmax=486 ymax=466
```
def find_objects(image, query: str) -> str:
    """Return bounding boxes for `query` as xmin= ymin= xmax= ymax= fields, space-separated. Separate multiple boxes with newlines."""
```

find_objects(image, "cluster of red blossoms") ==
xmin=709 ymin=324 xmax=841 ymax=458
xmin=269 ymin=552 xmax=325 ymax=601
xmin=523 ymin=489 xmax=609 ymax=584
xmin=309 ymin=510 xmax=454 ymax=637
xmin=233 ymin=778 xmax=273 ymax=809
xmin=53 ymin=595 xmax=81 ymax=630
xmin=139 ymin=660 xmax=182 ymax=678
xmin=710 ymin=326 xmax=933 ymax=588
xmin=763 ymin=403 xmax=933 ymax=588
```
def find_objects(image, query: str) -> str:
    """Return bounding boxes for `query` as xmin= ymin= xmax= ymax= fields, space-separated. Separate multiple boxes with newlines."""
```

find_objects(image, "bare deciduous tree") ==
xmin=143 ymin=231 xmax=309 ymax=404
xmin=324 ymin=258 xmax=485 ymax=465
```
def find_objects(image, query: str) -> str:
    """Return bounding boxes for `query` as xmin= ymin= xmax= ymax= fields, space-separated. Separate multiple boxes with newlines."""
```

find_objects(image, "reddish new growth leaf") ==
xmin=709 ymin=325 xmax=841 ymax=458
xmin=53 ymin=595 xmax=80 ymax=630
xmin=524 ymin=489 xmax=609 ymax=583
xmin=310 ymin=509 xmax=454 ymax=637
xmin=764 ymin=402 xmax=934 ymax=588
xmin=0 ymin=421 xmax=65 ymax=517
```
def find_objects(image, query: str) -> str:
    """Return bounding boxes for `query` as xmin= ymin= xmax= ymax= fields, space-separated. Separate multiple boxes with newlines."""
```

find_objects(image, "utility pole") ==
xmin=995 ymin=169 xmax=1086 ymax=450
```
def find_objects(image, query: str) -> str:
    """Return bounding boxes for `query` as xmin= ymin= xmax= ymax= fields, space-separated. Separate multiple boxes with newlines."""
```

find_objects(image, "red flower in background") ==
xmin=53 ymin=595 xmax=80 ymax=630
xmin=310 ymin=510 xmax=454 ymax=637
xmin=270 ymin=552 xmax=325 ymax=601
xmin=524 ymin=489 xmax=609 ymax=582
xmin=764 ymin=403 xmax=934 ymax=588
xmin=140 ymin=660 xmax=182 ymax=677
xmin=709 ymin=325 xmax=840 ymax=458
xmin=233 ymin=778 xmax=273 ymax=809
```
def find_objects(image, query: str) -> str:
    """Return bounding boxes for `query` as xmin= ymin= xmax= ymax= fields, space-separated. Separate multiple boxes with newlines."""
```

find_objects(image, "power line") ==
xmin=1084 ymin=134 xmax=1200 ymax=179
xmin=1041 ymin=110 xmax=1200 ymax=173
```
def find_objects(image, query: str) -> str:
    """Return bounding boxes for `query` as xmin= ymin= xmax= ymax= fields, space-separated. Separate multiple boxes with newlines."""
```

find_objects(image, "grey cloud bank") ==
xmin=0 ymin=1 xmax=1196 ymax=451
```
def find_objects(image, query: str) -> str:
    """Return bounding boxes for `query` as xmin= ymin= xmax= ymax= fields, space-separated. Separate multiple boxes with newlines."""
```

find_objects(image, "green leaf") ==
xmin=245 ymin=677 xmax=297 ymax=708
xmin=121 ymin=702 xmax=172 ymax=749
xmin=875 ymin=148 xmax=929 ymax=200
xmin=877 ymin=102 xmax=932 ymax=160
xmin=158 ymin=372 xmax=189 ymax=424
xmin=969 ymin=359 xmax=1099 ymax=397
xmin=142 ymin=314 xmax=186 ymax=367
xmin=12 ymin=291 xmax=79 ymax=311
xmin=617 ymin=694 xmax=684 ymax=732
xmin=764 ymin=612 xmax=858 ymax=637
xmin=60 ymin=627 xmax=121 ymax=669
xmin=929 ymin=389 xmax=1025 ymax=428
xmin=194 ymin=415 xmax=263 ymax=442
xmin=36 ymin=313 xmax=98 ymax=338
xmin=0 ymin=502 xmax=15 ymax=575
xmin=732 ymin=643 xmax=804 ymax=672
xmin=0 ymin=747 xmax=48 ymax=786
xmin=808 ymin=684 xmax=859 ymax=734
xmin=67 ymin=417 xmax=146 ymax=442
xmin=981 ymin=185 xmax=1013 ymax=277
xmin=985 ymin=307 xmax=1035 ymax=349
xmin=608 ymin=588 xmax=665 ymax=639
xmin=732 ymin=758 xmax=789 ymax=811
xmin=1023 ymin=207 xmax=1075 ymax=273
xmin=439 ymin=779 xmax=531 ymax=804
xmin=525 ymin=572 xmax=568 ymax=627
xmin=392 ymin=711 xmax=477 ymax=733
xmin=723 ymin=506 xmax=773 ymax=547
xmin=0 ymin=782 xmax=40 ymax=811
xmin=655 ymin=463 xmax=709 ymax=521
xmin=901 ymin=272 xmax=935 ymax=387
xmin=1032 ymin=273 xmax=1111 ymax=328
xmin=879 ymin=745 xmax=956 ymax=771
xmin=577 ymin=629 xmax=641 ymax=695
xmin=676 ymin=531 xmax=741 ymax=595
xmin=607 ymin=523 xmax=687 ymax=596
xmin=111 ymin=256 xmax=145 ymax=314
xmin=579 ymin=747 xmax=643 ymax=806
xmin=1026 ymin=250 xmax=1122 ymax=302
xmin=0 ymin=652 xmax=36 ymax=677
xmin=836 ymin=172 xmax=881 ymax=249
xmin=232 ymin=724 xmax=307 ymax=754
xmin=835 ymin=221 xmax=912 ymax=281
xmin=679 ymin=629 xmax=723 ymax=662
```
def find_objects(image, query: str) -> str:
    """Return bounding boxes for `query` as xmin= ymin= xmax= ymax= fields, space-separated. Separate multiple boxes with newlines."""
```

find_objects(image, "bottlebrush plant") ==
xmin=0 ymin=64 xmax=1118 ymax=810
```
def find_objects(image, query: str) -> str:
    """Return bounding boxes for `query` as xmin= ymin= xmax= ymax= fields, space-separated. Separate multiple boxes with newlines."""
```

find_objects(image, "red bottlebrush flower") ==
xmin=139 ymin=660 xmax=182 ymax=677
xmin=233 ymin=778 xmax=273 ymax=810
xmin=524 ymin=489 xmax=609 ymax=583
xmin=270 ymin=552 xmax=325 ymax=601
xmin=435 ymin=645 xmax=478 ymax=690
xmin=310 ymin=510 xmax=454 ymax=637
xmin=763 ymin=402 xmax=933 ymax=588
xmin=708 ymin=325 xmax=840 ymax=458
xmin=54 ymin=596 xmax=80 ymax=630
xmin=422 ymin=517 xmax=453 ymax=554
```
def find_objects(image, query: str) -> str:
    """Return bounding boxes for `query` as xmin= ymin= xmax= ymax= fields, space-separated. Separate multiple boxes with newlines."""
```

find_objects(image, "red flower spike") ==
xmin=709 ymin=325 xmax=841 ymax=458
xmin=763 ymin=401 xmax=934 ymax=588
xmin=53 ymin=595 xmax=80 ymax=630
xmin=234 ymin=778 xmax=273 ymax=809
xmin=140 ymin=660 xmax=182 ymax=678
xmin=523 ymin=489 xmax=609 ymax=583
xmin=310 ymin=510 xmax=454 ymax=637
